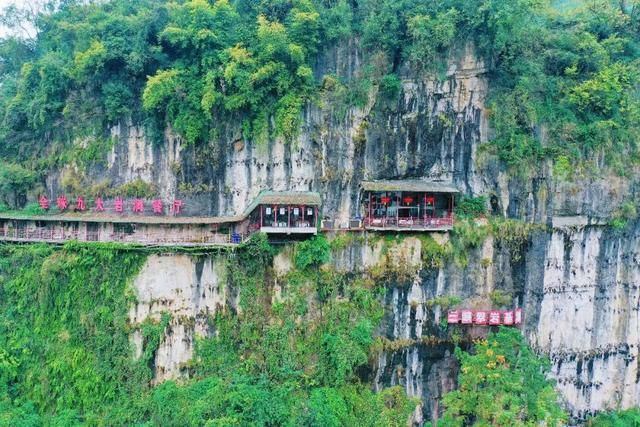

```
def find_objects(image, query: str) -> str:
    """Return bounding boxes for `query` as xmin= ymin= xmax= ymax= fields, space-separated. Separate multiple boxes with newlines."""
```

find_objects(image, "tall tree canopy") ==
xmin=0 ymin=0 xmax=638 ymax=175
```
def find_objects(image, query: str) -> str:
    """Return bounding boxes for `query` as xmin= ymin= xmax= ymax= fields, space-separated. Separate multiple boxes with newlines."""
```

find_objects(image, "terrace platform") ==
xmin=361 ymin=179 xmax=458 ymax=232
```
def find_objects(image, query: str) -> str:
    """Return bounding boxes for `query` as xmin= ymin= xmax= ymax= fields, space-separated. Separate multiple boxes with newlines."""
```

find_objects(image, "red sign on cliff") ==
xmin=31 ymin=195 xmax=184 ymax=216
xmin=515 ymin=308 xmax=523 ymax=325
xmin=447 ymin=308 xmax=523 ymax=327
xmin=460 ymin=310 xmax=473 ymax=324
xmin=474 ymin=311 xmax=488 ymax=325
xmin=503 ymin=311 xmax=514 ymax=325
xmin=488 ymin=311 xmax=501 ymax=325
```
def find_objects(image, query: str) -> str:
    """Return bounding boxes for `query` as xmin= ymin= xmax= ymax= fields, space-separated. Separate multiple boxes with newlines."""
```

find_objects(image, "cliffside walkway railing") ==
xmin=363 ymin=216 xmax=454 ymax=230
xmin=0 ymin=227 xmax=253 ymax=247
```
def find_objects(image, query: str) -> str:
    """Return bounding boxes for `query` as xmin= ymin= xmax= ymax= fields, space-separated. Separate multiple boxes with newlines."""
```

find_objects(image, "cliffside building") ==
xmin=0 ymin=191 xmax=322 ymax=246
xmin=361 ymin=180 xmax=458 ymax=231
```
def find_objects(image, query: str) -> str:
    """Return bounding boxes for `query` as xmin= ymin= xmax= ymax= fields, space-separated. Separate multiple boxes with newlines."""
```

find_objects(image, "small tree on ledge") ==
xmin=436 ymin=327 xmax=568 ymax=427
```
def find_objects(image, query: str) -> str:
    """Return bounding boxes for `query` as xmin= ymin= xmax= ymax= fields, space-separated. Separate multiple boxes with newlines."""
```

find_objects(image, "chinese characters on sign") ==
xmin=461 ymin=310 xmax=473 ymax=324
xmin=132 ymin=199 xmax=144 ymax=213
xmin=152 ymin=199 xmax=163 ymax=214
xmin=39 ymin=195 xmax=49 ymax=210
xmin=114 ymin=197 xmax=124 ymax=213
xmin=36 ymin=196 xmax=184 ymax=216
xmin=447 ymin=308 xmax=523 ymax=327
xmin=56 ymin=196 xmax=68 ymax=210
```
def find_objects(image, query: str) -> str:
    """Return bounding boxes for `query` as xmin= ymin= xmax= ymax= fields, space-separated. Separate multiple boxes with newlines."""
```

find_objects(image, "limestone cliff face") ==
xmin=52 ymin=43 xmax=489 ymax=221
xmin=126 ymin=221 xmax=639 ymax=424
xmin=129 ymin=254 xmax=233 ymax=384
xmin=51 ymin=39 xmax=640 ymax=424
xmin=524 ymin=223 xmax=640 ymax=421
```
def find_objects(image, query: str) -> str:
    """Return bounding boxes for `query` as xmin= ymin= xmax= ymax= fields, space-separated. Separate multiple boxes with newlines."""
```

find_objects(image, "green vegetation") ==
xmin=294 ymin=235 xmax=331 ymax=270
xmin=437 ymin=327 xmax=568 ymax=426
xmin=0 ymin=243 xmax=149 ymax=424
xmin=0 ymin=235 xmax=416 ymax=424
xmin=149 ymin=233 xmax=416 ymax=425
xmin=609 ymin=200 xmax=638 ymax=231
xmin=489 ymin=290 xmax=513 ymax=307
xmin=454 ymin=195 xmax=487 ymax=219
xmin=0 ymin=162 xmax=38 ymax=208
xmin=587 ymin=409 xmax=640 ymax=426
xmin=1 ymin=0 xmax=638 ymax=186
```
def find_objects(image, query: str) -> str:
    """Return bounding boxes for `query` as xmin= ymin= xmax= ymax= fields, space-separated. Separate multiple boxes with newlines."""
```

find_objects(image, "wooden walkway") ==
xmin=0 ymin=228 xmax=250 ymax=248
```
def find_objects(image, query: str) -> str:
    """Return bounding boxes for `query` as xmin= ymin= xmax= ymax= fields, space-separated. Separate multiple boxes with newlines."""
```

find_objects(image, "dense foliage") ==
xmin=0 ymin=243 xmax=150 ymax=424
xmin=160 ymin=234 xmax=416 ymax=425
xmin=1 ymin=0 xmax=639 ymax=179
xmin=0 ymin=236 xmax=417 ymax=425
xmin=436 ymin=327 xmax=568 ymax=426
xmin=587 ymin=409 xmax=640 ymax=426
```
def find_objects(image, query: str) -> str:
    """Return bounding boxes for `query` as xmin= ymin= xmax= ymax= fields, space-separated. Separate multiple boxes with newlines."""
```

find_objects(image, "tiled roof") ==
xmin=0 ymin=191 xmax=322 ymax=225
xmin=242 ymin=191 xmax=321 ymax=216
xmin=362 ymin=180 xmax=459 ymax=193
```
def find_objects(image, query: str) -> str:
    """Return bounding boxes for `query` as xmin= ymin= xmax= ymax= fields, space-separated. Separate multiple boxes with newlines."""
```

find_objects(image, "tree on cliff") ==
xmin=437 ymin=327 xmax=568 ymax=426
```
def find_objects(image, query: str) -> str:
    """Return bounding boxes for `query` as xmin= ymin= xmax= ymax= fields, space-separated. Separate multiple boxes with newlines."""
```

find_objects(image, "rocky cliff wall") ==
xmin=126 ymin=219 xmax=639 ymax=424
xmin=50 ymin=43 xmax=490 ymax=222
xmin=524 ymin=222 xmax=640 ymax=421
xmin=48 ymin=39 xmax=640 ymax=424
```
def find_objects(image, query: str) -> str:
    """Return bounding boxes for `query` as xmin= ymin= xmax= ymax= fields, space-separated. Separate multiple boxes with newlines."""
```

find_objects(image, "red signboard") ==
xmin=460 ymin=310 xmax=473 ymax=324
xmin=447 ymin=310 xmax=460 ymax=324
xmin=503 ymin=311 xmax=514 ymax=325
xmin=515 ymin=308 xmax=523 ymax=325
xmin=133 ymin=198 xmax=144 ymax=213
xmin=152 ymin=199 xmax=163 ymax=214
xmin=448 ymin=308 xmax=522 ymax=327
xmin=76 ymin=196 xmax=86 ymax=211
xmin=28 ymin=195 xmax=186 ymax=217
xmin=489 ymin=311 xmax=501 ymax=325
xmin=56 ymin=196 xmax=68 ymax=210
xmin=172 ymin=199 xmax=184 ymax=215
xmin=114 ymin=197 xmax=124 ymax=213
xmin=474 ymin=310 xmax=488 ymax=325
xmin=39 ymin=195 xmax=49 ymax=210
xmin=95 ymin=197 xmax=105 ymax=212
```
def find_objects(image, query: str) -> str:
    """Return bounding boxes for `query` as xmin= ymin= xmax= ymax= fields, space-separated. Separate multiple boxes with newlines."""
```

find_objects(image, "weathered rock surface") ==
xmin=47 ymin=39 xmax=640 ymax=424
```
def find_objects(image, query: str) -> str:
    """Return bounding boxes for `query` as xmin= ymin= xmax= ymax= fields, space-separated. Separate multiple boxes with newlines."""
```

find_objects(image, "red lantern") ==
xmin=424 ymin=196 xmax=435 ymax=206
xmin=403 ymin=196 xmax=414 ymax=205
xmin=381 ymin=196 xmax=391 ymax=205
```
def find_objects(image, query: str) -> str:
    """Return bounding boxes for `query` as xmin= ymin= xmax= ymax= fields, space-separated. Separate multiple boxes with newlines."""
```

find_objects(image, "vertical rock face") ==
xmin=129 ymin=254 xmax=232 ymax=383
xmin=64 ymin=37 xmax=640 ymax=423
xmin=66 ymin=43 xmax=488 ymax=223
xmin=524 ymin=223 xmax=640 ymax=421
xmin=127 ymin=221 xmax=639 ymax=423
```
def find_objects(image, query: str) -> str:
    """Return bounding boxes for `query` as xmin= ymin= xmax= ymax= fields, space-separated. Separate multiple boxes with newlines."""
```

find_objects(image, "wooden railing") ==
xmin=0 ymin=227 xmax=254 ymax=246
xmin=363 ymin=215 xmax=454 ymax=229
